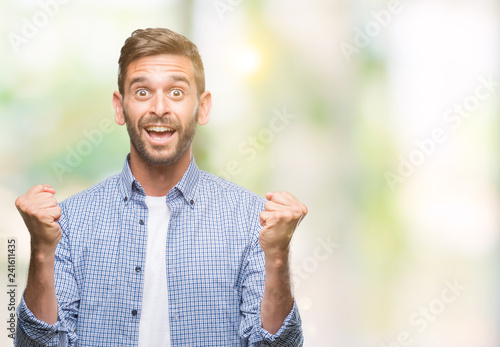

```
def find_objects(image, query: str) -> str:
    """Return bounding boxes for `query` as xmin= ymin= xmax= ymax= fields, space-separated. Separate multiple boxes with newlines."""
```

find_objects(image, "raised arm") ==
xmin=15 ymin=184 xmax=62 ymax=324
xmin=259 ymin=191 xmax=307 ymax=334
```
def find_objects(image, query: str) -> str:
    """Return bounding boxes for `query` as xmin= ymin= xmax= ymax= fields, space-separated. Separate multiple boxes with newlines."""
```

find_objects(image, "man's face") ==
xmin=113 ymin=54 xmax=210 ymax=166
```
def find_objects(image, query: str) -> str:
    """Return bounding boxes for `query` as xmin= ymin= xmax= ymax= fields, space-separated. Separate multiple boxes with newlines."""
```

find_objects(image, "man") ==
xmin=14 ymin=28 xmax=306 ymax=346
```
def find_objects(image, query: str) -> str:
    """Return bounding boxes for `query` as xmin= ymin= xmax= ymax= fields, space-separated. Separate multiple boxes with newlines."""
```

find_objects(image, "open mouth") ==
xmin=144 ymin=125 xmax=176 ymax=145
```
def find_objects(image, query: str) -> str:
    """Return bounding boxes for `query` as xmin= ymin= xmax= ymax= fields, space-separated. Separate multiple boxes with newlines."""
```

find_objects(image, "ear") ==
xmin=113 ymin=91 xmax=125 ymax=126
xmin=197 ymin=91 xmax=212 ymax=126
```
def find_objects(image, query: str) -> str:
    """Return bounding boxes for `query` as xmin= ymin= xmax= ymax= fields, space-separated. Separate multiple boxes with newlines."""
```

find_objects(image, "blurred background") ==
xmin=1 ymin=0 xmax=499 ymax=345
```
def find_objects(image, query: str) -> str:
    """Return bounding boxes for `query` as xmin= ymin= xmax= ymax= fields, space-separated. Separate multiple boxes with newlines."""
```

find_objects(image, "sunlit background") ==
xmin=1 ymin=0 xmax=499 ymax=346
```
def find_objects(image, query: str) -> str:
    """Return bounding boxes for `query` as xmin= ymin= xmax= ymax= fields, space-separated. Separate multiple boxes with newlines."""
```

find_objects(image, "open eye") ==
xmin=170 ymin=89 xmax=183 ymax=98
xmin=136 ymin=89 xmax=150 ymax=98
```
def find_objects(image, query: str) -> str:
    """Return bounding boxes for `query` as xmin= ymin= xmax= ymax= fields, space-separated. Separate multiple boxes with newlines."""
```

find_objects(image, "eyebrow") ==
xmin=129 ymin=76 xmax=148 ymax=88
xmin=170 ymin=75 xmax=191 ymax=86
xmin=128 ymin=75 xmax=191 ymax=89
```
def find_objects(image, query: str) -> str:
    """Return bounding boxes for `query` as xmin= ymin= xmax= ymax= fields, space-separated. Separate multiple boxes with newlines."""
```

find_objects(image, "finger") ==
xmin=266 ymin=194 xmax=305 ymax=217
xmin=278 ymin=191 xmax=307 ymax=215
xmin=36 ymin=198 xmax=59 ymax=210
xmin=25 ymin=184 xmax=46 ymax=197
xmin=264 ymin=200 xmax=286 ymax=212
xmin=47 ymin=206 xmax=62 ymax=222
xmin=259 ymin=211 xmax=273 ymax=224
xmin=280 ymin=191 xmax=299 ymax=203
xmin=25 ymin=192 xmax=59 ymax=207
xmin=259 ymin=214 xmax=266 ymax=227
xmin=300 ymin=203 xmax=308 ymax=215
xmin=23 ymin=185 xmax=56 ymax=201
xmin=27 ymin=184 xmax=56 ymax=196
xmin=33 ymin=206 xmax=62 ymax=224
xmin=42 ymin=185 xmax=56 ymax=194
xmin=268 ymin=191 xmax=296 ymax=207
xmin=16 ymin=194 xmax=56 ymax=214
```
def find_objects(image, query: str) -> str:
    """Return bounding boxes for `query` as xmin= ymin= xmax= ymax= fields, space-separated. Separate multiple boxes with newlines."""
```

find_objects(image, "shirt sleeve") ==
xmin=238 ymin=197 xmax=304 ymax=346
xmin=15 ymin=205 xmax=79 ymax=347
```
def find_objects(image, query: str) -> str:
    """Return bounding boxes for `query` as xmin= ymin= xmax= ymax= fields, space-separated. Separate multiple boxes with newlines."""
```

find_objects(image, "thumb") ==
xmin=42 ymin=184 xmax=56 ymax=195
xmin=259 ymin=211 xmax=273 ymax=227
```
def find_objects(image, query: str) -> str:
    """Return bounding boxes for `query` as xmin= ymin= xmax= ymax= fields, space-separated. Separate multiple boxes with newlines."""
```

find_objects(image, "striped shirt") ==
xmin=16 ymin=155 xmax=303 ymax=346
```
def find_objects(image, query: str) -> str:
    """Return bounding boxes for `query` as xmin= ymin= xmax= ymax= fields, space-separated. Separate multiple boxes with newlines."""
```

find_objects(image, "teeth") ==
xmin=145 ymin=126 xmax=173 ymax=132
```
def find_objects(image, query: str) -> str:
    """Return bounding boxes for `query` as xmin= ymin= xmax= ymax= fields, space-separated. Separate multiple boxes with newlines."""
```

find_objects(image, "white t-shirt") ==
xmin=138 ymin=195 xmax=171 ymax=346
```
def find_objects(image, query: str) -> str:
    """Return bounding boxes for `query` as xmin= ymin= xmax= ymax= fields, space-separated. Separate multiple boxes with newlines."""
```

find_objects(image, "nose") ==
xmin=150 ymin=93 xmax=170 ymax=117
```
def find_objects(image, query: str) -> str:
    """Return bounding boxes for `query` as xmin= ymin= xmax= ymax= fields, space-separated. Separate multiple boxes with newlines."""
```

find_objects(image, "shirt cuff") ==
xmin=258 ymin=300 xmax=303 ymax=344
xmin=17 ymin=292 xmax=67 ymax=346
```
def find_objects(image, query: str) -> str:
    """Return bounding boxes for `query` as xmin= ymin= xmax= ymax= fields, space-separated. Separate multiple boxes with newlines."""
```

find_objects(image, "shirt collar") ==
xmin=119 ymin=154 xmax=201 ymax=206
xmin=173 ymin=155 xmax=201 ymax=206
xmin=119 ymin=154 xmax=136 ymax=200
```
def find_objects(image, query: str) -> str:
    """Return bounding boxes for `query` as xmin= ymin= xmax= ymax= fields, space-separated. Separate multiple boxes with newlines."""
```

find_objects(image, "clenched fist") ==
xmin=259 ymin=191 xmax=307 ymax=255
xmin=15 ymin=184 xmax=62 ymax=253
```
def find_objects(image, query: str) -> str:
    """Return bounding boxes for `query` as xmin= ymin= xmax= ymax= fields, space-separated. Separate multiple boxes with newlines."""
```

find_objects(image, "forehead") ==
xmin=126 ymin=54 xmax=194 ymax=82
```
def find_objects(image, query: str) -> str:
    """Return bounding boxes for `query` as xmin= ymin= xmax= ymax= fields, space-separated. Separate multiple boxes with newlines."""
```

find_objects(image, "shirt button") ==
xmin=135 ymin=266 xmax=141 ymax=273
xmin=132 ymin=309 xmax=138 ymax=316
xmin=189 ymin=199 xmax=194 ymax=205
xmin=124 ymin=196 xmax=128 ymax=202
xmin=139 ymin=219 xmax=144 ymax=225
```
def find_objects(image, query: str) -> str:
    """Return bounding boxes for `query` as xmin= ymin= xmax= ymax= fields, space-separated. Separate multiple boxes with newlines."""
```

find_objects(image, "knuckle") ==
xmin=32 ymin=184 xmax=43 ymax=193
xmin=31 ymin=209 xmax=43 ymax=220
xmin=14 ymin=196 xmax=23 ymax=208
xmin=24 ymin=205 xmax=35 ymax=215
xmin=301 ymin=204 xmax=308 ymax=214
xmin=281 ymin=210 xmax=293 ymax=221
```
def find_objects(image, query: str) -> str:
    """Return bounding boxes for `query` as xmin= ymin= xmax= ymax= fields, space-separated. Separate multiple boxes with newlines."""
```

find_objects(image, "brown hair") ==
xmin=117 ymin=28 xmax=205 ymax=97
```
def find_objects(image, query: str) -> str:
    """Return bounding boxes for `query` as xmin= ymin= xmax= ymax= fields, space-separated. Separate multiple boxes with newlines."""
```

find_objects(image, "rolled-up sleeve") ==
xmin=256 ymin=301 xmax=303 ymax=346
xmin=239 ymin=197 xmax=303 ymax=346
xmin=16 ymin=295 xmax=76 ymax=347
xmin=15 ymin=205 xmax=79 ymax=347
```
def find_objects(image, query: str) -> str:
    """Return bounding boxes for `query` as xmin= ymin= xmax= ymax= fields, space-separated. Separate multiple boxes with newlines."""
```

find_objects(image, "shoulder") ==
xmin=197 ymin=170 xmax=265 ymax=236
xmin=198 ymin=170 xmax=266 ymax=209
xmin=58 ymin=174 xmax=121 ymax=213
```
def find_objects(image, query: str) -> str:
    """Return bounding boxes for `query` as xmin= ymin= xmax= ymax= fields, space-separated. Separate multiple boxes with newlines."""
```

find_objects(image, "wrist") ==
xmin=31 ymin=244 xmax=56 ymax=263
xmin=264 ymin=249 xmax=290 ymax=269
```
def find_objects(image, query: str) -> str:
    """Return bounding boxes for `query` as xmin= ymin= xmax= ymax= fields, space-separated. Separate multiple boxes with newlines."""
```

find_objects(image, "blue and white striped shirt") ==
xmin=16 ymin=156 xmax=303 ymax=346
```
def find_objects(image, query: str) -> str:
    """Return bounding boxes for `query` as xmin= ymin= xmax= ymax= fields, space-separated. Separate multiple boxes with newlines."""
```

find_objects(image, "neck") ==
xmin=128 ymin=148 xmax=192 ymax=197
